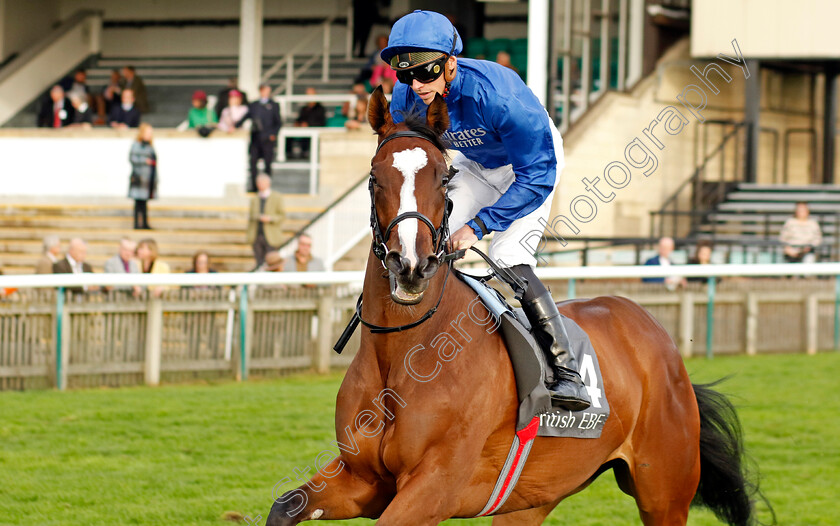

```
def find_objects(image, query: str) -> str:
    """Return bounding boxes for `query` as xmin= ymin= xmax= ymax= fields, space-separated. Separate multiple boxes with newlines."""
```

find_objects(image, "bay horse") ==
xmin=267 ymin=88 xmax=763 ymax=525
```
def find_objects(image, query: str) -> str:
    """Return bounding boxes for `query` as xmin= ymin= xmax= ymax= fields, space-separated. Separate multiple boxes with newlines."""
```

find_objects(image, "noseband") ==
xmin=369 ymin=130 xmax=455 ymax=262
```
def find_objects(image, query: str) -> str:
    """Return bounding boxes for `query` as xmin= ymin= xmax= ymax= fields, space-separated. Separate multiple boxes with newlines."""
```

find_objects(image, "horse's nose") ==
xmin=384 ymin=250 xmax=411 ymax=276
xmin=415 ymin=254 xmax=440 ymax=280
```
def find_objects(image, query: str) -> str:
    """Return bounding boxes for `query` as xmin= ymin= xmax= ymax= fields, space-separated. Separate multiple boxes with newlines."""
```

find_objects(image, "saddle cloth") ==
xmin=459 ymin=274 xmax=610 ymax=439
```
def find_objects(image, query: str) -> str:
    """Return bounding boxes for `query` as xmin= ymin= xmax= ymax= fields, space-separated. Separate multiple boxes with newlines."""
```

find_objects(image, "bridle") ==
xmin=368 ymin=131 xmax=455 ymax=263
xmin=346 ymin=130 xmax=459 ymax=340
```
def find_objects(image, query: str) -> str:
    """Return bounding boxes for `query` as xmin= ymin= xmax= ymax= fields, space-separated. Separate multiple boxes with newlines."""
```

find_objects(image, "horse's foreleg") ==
xmin=265 ymin=456 xmax=390 ymax=526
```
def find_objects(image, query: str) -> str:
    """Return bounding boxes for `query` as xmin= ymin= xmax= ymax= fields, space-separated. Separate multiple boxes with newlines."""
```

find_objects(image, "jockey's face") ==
xmin=410 ymin=56 xmax=457 ymax=105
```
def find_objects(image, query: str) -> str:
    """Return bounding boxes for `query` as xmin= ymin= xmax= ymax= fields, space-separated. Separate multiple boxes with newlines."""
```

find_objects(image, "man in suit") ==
xmin=109 ymin=89 xmax=142 ymax=128
xmin=237 ymin=84 xmax=282 ymax=192
xmin=642 ymin=236 xmax=685 ymax=289
xmin=104 ymin=238 xmax=142 ymax=295
xmin=53 ymin=238 xmax=97 ymax=293
xmin=35 ymin=235 xmax=62 ymax=274
xmin=120 ymin=65 xmax=149 ymax=113
xmin=247 ymin=174 xmax=285 ymax=268
xmin=37 ymin=85 xmax=75 ymax=128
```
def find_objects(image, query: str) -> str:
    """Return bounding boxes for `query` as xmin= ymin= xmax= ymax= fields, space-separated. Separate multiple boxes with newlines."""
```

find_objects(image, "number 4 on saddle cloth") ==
xmin=460 ymin=273 xmax=610 ymax=439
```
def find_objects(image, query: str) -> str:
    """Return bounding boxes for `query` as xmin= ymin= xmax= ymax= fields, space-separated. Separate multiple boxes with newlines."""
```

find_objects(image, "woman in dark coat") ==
xmin=129 ymin=123 xmax=157 ymax=229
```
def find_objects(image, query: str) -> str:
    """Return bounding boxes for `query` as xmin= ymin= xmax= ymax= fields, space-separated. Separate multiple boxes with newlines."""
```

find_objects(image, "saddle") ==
xmin=458 ymin=270 xmax=610 ymax=439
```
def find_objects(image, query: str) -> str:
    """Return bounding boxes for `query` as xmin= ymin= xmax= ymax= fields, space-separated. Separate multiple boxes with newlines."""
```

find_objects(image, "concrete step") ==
xmin=0 ymin=214 xmax=309 ymax=232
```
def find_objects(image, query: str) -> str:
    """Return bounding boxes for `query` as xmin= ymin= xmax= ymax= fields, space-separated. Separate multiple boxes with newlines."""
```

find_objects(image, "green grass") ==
xmin=1 ymin=353 xmax=839 ymax=525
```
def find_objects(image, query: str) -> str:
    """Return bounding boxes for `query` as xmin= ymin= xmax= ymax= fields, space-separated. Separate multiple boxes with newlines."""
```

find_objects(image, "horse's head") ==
xmin=367 ymin=86 xmax=451 ymax=305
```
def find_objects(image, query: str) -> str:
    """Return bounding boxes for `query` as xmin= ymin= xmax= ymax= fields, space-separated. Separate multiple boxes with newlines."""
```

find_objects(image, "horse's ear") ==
xmin=368 ymin=86 xmax=392 ymax=135
xmin=426 ymin=93 xmax=450 ymax=137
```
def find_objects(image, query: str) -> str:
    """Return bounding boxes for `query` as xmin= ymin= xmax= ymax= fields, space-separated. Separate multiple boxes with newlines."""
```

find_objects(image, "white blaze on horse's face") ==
xmin=391 ymin=147 xmax=428 ymax=268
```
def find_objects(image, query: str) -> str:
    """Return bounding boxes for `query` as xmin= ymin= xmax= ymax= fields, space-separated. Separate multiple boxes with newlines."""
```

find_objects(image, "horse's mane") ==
xmin=397 ymin=106 xmax=449 ymax=154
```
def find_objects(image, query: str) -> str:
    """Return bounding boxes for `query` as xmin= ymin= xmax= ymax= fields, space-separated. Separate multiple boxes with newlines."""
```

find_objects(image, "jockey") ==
xmin=381 ymin=10 xmax=591 ymax=412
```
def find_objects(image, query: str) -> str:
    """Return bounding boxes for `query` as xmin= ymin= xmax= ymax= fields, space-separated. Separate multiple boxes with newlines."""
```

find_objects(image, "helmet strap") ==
xmin=442 ymin=58 xmax=455 ymax=98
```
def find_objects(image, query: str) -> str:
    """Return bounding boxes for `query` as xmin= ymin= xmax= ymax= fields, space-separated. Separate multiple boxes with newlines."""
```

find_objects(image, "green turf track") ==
xmin=1 ymin=353 xmax=838 ymax=525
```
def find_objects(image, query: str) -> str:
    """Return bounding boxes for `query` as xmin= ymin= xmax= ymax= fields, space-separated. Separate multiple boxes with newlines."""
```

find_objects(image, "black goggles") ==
xmin=394 ymin=55 xmax=448 ymax=85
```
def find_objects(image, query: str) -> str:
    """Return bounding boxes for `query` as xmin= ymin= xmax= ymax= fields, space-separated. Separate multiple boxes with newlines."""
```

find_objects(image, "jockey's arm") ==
xmin=466 ymin=96 xmax=557 ymax=240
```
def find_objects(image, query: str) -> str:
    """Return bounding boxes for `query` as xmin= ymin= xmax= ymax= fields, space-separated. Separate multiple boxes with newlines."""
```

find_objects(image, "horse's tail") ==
xmin=691 ymin=382 xmax=772 ymax=526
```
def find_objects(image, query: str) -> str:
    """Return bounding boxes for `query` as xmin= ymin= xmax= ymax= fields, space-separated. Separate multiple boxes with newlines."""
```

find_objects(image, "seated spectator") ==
xmin=218 ymin=90 xmax=248 ymax=133
xmin=780 ymin=201 xmax=822 ymax=263
xmin=283 ymin=233 xmax=324 ymax=272
xmin=259 ymin=251 xmax=285 ymax=272
xmin=642 ymin=237 xmax=685 ymax=290
xmin=355 ymin=34 xmax=389 ymax=85
xmin=120 ymin=65 xmax=149 ymax=113
xmin=341 ymin=83 xmax=368 ymax=119
xmin=344 ymin=97 xmax=369 ymax=130
xmin=104 ymin=238 xmax=141 ymax=295
xmin=289 ymin=87 xmax=327 ymax=159
xmin=187 ymin=251 xmax=217 ymax=274
xmin=370 ymin=60 xmax=397 ymax=90
xmin=99 ymin=69 xmax=122 ymax=121
xmin=68 ymin=94 xmax=94 ymax=127
xmin=109 ymin=89 xmax=141 ymax=128
xmin=295 ymin=87 xmax=327 ymax=127
xmin=187 ymin=90 xmax=217 ymax=130
xmin=35 ymin=235 xmax=62 ymax=274
xmin=136 ymin=238 xmax=170 ymax=297
xmin=61 ymin=68 xmax=92 ymax=105
xmin=495 ymin=51 xmax=519 ymax=74
xmin=216 ymin=77 xmax=249 ymax=119
xmin=53 ymin=238 xmax=97 ymax=293
xmin=37 ymin=85 xmax=74 ymax=128
xmin=687 ymin=240 xmax=714 ymax=284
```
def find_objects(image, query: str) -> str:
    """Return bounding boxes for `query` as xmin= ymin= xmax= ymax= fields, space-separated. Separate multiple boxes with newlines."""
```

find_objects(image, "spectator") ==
xmin=247 ymin=174 xmax=285 ymax=269
xmin=104 ymin=238 xmax=142 ymax=295
xmin=370 ymin=54 xmax=397 ymax=90
xmin=495 ymin=51 xmax=519 ymax=74
xmin=643 ymin=237 xmax=685 ymax=290
xmin=215 ymin=77 xmax=249 ymax=119
xmin=687 ymin=240 xmax=714 ymax=284
xmin=352 ymin=1 xmax=380 ymax=58
xmin=136 ymin=238 xmax=170 ymax=297
xmin=99 ymin=69 xmax=122 ymax=120
xmin=217 ymin=89 xmax=248 ymax=133
xmin=120 ymin=66 xmax=149 ymax=113
xmin=237 ymin=83 xmax=282 ymax=192
xmin=61 ymin=68 xmax=92 ymax=105
xmin=295 ymin=87 xmax=327 ymax=127
xmin=344 ymin=97 xmax=369 ymax=130
xmin=187 ymin=90 xmax=217 ymax=132
xmin=260 ymin=251 xmax=285 ymax=272
xmin=283 ymin=234 xmax=324 ymax=272
xmin=355 ymin=34 xmax=390 ymax=84
xmin=37 ymin=85 xmax=74 ymax=128
xmin=780 ymin=201 xmax=822 ymax=263
xmin=128 ymin=123 xmax=157 ymax=230
xmin=109 ymin=88 xmax=142 ymax=128
xmin=290 ymin=86 xmax=326 ymax=159
xmin=35 ymin=235 xmax=62 ymax=274
xmin=341 ymin=83 xmax=368 ymax=120
xmin=187 ymin=251 xmax=217 ymax=274
xmin=68 ymin=94 xmax=94 ymax=127
xmin=53 ymin=238 xmax=96 ymax=293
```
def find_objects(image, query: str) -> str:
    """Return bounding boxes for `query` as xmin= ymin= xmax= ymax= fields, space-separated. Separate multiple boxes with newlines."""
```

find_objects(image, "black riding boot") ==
xmin=522 ymin=291 xmax=591 ymax=412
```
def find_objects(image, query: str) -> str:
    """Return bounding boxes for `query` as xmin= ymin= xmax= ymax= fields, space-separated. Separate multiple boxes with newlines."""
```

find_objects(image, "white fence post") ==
xmin=746 ymin=292 xmax=758 ymax=356
xmin=806 ymin=293 xmax=818 ymax=355
xmin=679 ymin=291 xmax=694 ymax=358
xmin=144 ymin=298 xmax=163 ymax=386
xmin=315 ymin=286 xmax=335 ymax=374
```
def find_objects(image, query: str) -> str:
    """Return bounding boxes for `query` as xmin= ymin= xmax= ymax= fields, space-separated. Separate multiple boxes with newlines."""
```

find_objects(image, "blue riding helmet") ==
xmin=380 ymin=10 xmax=463 ymax=66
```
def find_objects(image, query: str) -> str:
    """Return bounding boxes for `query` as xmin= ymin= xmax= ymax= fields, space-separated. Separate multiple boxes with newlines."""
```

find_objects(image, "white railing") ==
xmin=263 ymin=1 xmax=353 ymax=98
xmin=2 ymin=263 xmax=840 ymax=390
xmin=280 ymin=176 xmax=371 ymax=270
